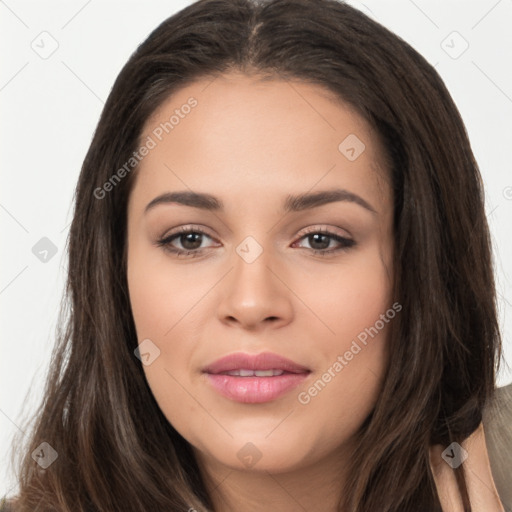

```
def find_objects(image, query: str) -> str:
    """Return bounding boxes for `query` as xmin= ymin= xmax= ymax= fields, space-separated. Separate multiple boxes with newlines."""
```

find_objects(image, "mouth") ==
xmin=218 ymin=369 xmax=292 ymax=377
xmin=202 ymin=351 xmax=311 ymax=403
xmin=202 ymin=351 xmax=311 ymax=375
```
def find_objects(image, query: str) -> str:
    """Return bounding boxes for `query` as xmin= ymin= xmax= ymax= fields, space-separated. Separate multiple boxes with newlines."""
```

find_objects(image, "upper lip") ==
xmin=203 ymin=351 xmax=311 ymax=374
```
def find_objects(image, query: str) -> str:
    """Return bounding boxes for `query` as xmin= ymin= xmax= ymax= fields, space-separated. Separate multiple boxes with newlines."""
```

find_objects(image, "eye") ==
xmin=156 ymin=225 xmax=218 ymax=258
xmin=292 ymin=226 xmax=356 ymax=256
xmin=156 ymin=225 xmax=356 ymax=258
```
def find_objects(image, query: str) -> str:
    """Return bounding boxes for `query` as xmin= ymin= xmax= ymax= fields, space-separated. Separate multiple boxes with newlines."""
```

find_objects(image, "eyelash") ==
xmin=156 ymin=225 xmax=356 ymax=258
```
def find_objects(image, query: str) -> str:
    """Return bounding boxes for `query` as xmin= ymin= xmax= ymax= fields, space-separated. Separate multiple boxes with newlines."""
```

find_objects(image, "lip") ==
xmin=203 ymin=351 xmax=311 ymax=374
xmin=203 ymin=351 xmax=311 ymax=403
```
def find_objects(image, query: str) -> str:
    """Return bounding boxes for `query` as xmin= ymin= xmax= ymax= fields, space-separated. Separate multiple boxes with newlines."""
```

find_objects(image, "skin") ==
xmin=125 ymin=71 xmax=500 ymax=511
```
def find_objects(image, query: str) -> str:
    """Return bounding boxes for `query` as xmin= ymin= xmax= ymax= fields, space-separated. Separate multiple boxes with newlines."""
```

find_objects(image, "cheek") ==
xmin=298 ymin=246 xmax=393 ymax=355
xmin=127 ymin=246 xmax=200 ymax=339
xmin=294 ymin=308 xmax=391 ymax=453
xmin=294 ymin=249 xmax=392 ymax=420
xmin=127 ymin=249 xmax=206 ymax=425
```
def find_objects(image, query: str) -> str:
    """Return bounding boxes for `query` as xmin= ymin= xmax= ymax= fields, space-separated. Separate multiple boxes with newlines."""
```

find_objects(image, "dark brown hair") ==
xmin=6 ymin=0 xmax=501 ymax=510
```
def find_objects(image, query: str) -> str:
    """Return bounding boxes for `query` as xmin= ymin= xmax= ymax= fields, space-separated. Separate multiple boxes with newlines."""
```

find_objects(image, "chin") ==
xmin=191 ymin=430 xmax=321 ymax=474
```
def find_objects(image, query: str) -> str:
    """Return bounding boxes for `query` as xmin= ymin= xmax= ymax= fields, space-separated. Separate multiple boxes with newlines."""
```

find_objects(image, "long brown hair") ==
xmin=7 ymin=0 xmax=501 ymax=510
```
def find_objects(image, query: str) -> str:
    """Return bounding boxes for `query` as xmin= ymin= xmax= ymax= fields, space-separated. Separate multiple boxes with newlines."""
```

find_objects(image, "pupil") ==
xmin=182 ymin=233 xmax=202 ymax=250
xmin=310 ymin=233 xmax=329 ymax=250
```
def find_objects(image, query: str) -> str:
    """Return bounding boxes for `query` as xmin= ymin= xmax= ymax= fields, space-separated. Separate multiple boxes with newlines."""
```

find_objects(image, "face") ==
xmin=126 ymin=71 xmax=395 ymax=477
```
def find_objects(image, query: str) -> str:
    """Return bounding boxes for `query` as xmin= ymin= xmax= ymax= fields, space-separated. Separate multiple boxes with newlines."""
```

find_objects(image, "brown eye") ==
xmin=156 ymin=227 xmax=217 ymax=257
xmin=293 ymin=229 xmax=356 ymax=256
xmin=156 ymin=226 xmax=356 ymax=258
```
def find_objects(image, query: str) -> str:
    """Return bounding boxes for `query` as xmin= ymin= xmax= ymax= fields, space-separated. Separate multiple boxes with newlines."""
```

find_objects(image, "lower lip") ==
xmin=205 ymin=372 xmax=310 ymax=403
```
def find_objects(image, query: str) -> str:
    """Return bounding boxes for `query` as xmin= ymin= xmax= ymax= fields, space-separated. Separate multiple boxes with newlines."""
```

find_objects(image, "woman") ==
xmin=3 ymin=0 xmax=509 ymax=510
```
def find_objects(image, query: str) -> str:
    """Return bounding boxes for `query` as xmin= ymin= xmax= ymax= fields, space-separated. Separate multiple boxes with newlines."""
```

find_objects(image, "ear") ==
xmin=429 ymin=423 xmax=505 ymax=512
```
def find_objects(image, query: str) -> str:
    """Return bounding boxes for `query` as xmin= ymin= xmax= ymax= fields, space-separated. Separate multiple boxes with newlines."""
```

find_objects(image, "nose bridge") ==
xmin=231 ymin=234 xmax=276 ymax=301
xmin=217 ymin=233 xmax=293 ymax=327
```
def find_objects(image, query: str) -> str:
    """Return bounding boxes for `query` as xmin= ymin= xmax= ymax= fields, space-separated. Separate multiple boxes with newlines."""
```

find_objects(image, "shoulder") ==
xmin=483 ymin=382 xmax=512 ymax=511
xmin=430 ymin=420 xmax=505 ymax=511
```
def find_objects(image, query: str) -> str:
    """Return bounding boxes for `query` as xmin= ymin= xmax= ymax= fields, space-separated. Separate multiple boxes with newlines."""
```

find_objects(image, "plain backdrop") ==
xmin=1 ymin=0 xmax=511 ymax=499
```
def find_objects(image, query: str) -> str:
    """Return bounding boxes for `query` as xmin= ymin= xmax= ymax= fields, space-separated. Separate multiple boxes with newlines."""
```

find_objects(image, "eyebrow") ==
xmin=144 ymin=188 xmax=377 ymax=215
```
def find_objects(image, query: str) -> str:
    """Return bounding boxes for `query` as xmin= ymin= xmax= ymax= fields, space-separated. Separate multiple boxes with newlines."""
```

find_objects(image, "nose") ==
xmin=216 ymin=243 xmax=294 ymax=330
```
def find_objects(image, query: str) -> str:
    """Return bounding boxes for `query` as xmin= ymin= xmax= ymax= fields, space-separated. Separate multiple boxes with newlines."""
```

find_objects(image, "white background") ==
xmin=1 ymin=0 xmax=511 ymax=499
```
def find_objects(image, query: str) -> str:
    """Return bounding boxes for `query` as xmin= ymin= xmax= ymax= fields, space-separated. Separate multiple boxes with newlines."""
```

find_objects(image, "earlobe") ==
xmin=429 ymin=424 xmax=505 ymax=512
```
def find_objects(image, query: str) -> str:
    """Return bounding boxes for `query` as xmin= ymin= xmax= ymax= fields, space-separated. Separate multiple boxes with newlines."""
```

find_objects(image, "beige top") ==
xmin=484 ymin=382 xmax=512 ymax=510
xmin=429 ymin=383 xmax=512 ymax=511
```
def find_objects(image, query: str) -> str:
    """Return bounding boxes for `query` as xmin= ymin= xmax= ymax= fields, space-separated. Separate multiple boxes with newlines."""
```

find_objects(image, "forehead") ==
xmin=130 ymin=71 xmax=391 ymax=214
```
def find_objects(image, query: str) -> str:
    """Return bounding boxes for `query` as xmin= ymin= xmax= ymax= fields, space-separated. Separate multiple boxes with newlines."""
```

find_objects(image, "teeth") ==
xmin=255 ymin=369 xmax=283 ymax=377
xmin=224 ymin=369 xmax=285 ymax=377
